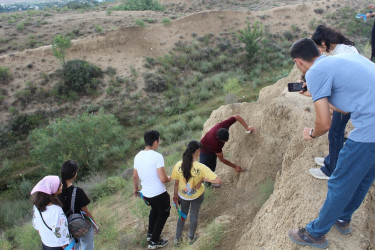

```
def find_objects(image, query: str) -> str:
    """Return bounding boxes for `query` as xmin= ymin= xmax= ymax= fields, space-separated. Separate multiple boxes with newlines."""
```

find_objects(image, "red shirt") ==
xmin=200 ymin=116 xmax=237 ymax=154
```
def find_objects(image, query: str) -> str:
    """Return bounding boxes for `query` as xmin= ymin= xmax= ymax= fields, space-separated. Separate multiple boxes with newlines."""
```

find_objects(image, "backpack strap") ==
xmin=70 ymin=187 xmax=77 ymax=214
xmin=38 ymin=208 xmax=52 ymax=231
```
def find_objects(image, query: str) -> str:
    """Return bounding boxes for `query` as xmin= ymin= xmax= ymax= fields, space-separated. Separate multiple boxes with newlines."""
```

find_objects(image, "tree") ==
xmin=52 ymin=34 xmax=71 ymax=67
xmin=28 ymin=109 xmax=131 ymax=176
xmin=238 ymin=21 xmax=264 ymax=62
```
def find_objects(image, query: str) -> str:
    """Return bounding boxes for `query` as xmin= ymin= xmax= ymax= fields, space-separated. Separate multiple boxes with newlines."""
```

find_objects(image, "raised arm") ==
xmin=234 ymin=114 xmax=256 ymax=132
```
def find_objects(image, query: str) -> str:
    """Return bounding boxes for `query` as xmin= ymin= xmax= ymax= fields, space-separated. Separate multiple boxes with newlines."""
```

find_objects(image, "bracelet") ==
xmin=309 ymin=128 xmax=317 ymax=138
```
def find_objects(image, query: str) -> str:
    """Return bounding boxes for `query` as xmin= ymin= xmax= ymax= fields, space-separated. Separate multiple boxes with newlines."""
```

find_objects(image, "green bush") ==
xmin=94 ymin=25 xmax=103 ymax=33
xmin=91 ymin=176 xmax=128 ymax=201
xmin=238 ymin=21 xmax=264 ymax=61
xmin=143 ymin=72 xmax=167 ymax=92
xmin=135 ymin=19 xmax=145 ymax=28
xmin=59 ymin=59 xmax=103 ymax=96
xmin=52 ymin=34 xmax=71 ymax=66
xmin=161 ymin=18 xmax=171 ymax=26
xmin=223 ymin=77 xmax=240 ymax=93
xmin=0 ymin=233 xmax=12 ymax=250
xmin=0 ymin=66 xmax=11 ymax=84
xmin=0 ymin=199 xmax=31 ymax=229
xmin=6 ymin=222 xmax=40 ymax=249
xmin=112 ymin=0 xmax=165 ymax=11
xmin=28 ymin=110 xmax=131 ymax=176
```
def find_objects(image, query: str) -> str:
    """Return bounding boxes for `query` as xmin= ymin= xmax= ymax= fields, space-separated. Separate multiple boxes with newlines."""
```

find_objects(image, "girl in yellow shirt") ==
xmin=171 ymin=140 xmax=221 ymax=245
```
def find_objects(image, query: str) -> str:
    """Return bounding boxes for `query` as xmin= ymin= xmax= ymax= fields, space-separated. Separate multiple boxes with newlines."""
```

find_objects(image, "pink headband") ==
xmin=30 ymin=176 xmax=60 ymax=195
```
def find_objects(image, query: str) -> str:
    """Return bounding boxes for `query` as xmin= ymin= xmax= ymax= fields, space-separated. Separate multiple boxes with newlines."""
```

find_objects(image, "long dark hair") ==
xmin=181 ymin=140 xmax=202 ymax=182
xmin=312 ymin=25 xmax=355 ymax=52
xmin=61 ymin=160 xmax=78 ymax=198
xmin=31 ymin=192 xmax=62 ymax=211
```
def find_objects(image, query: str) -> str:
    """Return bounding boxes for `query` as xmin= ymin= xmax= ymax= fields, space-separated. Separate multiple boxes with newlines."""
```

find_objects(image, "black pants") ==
xmin=144 ymin=191 xmax=170 ymax=242
xmin=199 ymin=152 xmax=217 ymax=172
xmin=42 ymin=243 xmax=63 ymax=250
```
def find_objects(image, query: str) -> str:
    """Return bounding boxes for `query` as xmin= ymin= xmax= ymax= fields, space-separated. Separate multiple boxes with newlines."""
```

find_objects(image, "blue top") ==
xmin=306 ymin=54 xmax=375 ymax=142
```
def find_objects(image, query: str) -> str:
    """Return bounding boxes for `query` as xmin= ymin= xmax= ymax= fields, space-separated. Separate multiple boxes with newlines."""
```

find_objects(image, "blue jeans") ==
xmin=75 ymin=226 xmax=94 ymax=250
xmin=321 ymin=111 xmax=351 ymax=177
xmin=306 ymin=139 xmax=375 ymax=236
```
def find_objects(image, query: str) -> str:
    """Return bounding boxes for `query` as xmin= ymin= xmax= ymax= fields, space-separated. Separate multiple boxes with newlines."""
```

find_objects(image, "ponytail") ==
xmin=60 ymin=160 xmax=78 ymax=197
xmin=181 ymin=140 xmax=202 ymax=182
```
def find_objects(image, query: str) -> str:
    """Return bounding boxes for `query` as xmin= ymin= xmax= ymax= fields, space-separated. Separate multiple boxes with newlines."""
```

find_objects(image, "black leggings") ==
xmin=144 ymin=191 xmax=171 ymax=242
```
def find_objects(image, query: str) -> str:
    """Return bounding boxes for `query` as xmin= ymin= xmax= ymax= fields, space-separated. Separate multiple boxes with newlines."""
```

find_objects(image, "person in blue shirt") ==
xmin=288 ymin=38 xmax=375 ymax=249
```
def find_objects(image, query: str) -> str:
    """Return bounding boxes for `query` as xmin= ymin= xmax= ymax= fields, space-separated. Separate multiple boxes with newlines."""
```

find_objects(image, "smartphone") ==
xmin=288 ymin=82 xmax=307 ymax=92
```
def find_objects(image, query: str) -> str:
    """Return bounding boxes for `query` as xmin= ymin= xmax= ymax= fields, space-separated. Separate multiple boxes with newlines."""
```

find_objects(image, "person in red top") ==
xmin=199 ymin=114 xmax=256 ymax=174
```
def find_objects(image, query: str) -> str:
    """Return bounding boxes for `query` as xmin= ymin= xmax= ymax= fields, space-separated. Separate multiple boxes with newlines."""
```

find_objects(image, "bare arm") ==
xmin=81 ymin=206 xmax=98 ymax=233
xmin=234 ymin=114 xmax=256 ymax=132
xmin=133 ymin=169 xmax=140 ymax=197
xmin=303 ymin=98 xmax=331 ymax=140
xmin=173 ymin=180 xmax=179 ymax=205
xmin=157 ymin=167 xmax=172 ymax=183
xmin=216 ymin=152 xmax=243 ymax=172
xmin=203 ymin=176 xmax=221 ymax=185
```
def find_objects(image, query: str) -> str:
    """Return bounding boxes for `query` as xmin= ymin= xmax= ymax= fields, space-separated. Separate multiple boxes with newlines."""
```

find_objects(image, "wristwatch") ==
xmin=309 ymin=128 xmax=317 ymax=138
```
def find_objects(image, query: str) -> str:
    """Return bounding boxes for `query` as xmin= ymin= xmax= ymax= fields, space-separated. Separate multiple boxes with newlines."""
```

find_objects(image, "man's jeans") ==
xmin=321 ymin=111 xmax=351 ymax=177
xmin=75 ymin=226 xmax=94 ymax=250
xmin=144 ymin=191 xmax=171 ymax=242
xmin=306 ymin=139 xmax=375 ymax=236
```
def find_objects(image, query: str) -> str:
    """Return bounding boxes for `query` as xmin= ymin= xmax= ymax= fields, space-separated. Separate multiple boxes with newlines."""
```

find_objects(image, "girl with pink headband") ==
xmin=31 ymin=175 xmax=70 ymax=250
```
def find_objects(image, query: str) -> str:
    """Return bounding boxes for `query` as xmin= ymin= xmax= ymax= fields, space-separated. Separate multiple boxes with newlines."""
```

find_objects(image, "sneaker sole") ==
xmin=288 ymin=234 xmax=329 ymax=249
xmin=334 ymin=224 xmax=351 ymax=235
xmin=148 ymin=242 xmax=168 ymax=249
xmin=309 ymin=169 xmax=329 ymax=180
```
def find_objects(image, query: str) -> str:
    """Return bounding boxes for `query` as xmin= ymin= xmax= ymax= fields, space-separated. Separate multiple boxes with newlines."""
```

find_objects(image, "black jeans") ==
xmin=144 ymin=191 xmax=171 ymax=242
xmin=42 ymin=243 xmax=63 ymax=250
xmin=199 ymin=152 xmax=217 ymax=172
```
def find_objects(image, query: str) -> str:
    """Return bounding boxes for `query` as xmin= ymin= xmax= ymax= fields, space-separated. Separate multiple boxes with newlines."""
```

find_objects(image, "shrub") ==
xmin=135 ymin=19 xmax=145 ymax=28
xmin=16 ymin=22 xmax=25 ymax=31
xmin=6 ymin=222 xmax=40 ymax=249
xmin=143 ymin=73 xmax=167 ymax=92
xmin=94 ymin=25 xmax=103 ymax=33
xmin=10 ymin=113 xmax=44 ymax=136
xmin=0 ymin=199 xmax=31 ymax=229
xmin=112 ymin=0 xmax=165 ymax=11
xmin=52 ymin=34 xmax=71 ymax=66
xmin=0 ymin=233 xmax=12 ymax=250
xmin=0 ymin=66 xmax=11 ymax=84
xmin=59 ymin=59 xmax=103 ymax=96
xmin=161 ymin=18 xmax=171 ymax=26
xmin=91 ymin=176 xmax=128 ymax=201
xmin=314 ymin=8 xmax=324 ymax=14
xmin=238 ymin=21 xmax=264 ymax=61
xmin=223 ymin=77 xmax=240 ymax=93
xmin=28 ymin=110 xmax=131 ymax=176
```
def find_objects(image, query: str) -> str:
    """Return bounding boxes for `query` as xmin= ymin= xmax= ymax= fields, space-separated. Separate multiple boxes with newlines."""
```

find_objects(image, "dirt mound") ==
xmin=201 ymin=66 xmax=375 ymax=249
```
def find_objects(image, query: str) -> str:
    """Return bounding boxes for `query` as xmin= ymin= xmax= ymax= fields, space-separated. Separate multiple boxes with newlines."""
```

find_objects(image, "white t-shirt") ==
xmin=134 ymin=150 xmax=166 ymax=197
xmin=32 ymin=205 xmax=70 ymax=247
xmin=333 ymin=44 xmax=359 ymax=55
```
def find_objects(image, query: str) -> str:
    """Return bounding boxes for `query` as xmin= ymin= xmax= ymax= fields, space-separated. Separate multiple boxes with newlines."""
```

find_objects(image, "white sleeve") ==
xmin=156 ymin=153 xmax=165 ymax=168
xmin=52 ymin=207 xmax=71 ymax=246
xmin=32 ymin=206 xmax=39 ymax=230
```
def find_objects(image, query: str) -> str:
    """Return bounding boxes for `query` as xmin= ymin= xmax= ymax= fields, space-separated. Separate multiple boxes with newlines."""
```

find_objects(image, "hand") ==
xmin=247 ymin=126 xmax=256 ymax=132
xmin=234 ymin=165 xmax=243 ymax=172
xmin=173 ymin=195 xmax=179 ymax=205
xmin=366 ymin=13 xmax=373 ymax=18
xmin=303 ymin=127 xmax=314 ymax=141
xmin=299 ymin=82 xmax=311 ymax=96
xmin=194 ymin=180 xmax=203 ymax=189
xmin=134 ymin=189 xmax=140 ymax=197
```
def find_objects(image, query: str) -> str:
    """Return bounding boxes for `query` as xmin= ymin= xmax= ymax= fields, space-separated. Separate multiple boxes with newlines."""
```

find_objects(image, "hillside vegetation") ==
xmin=0 ymin=0 xmax=374 ymax=249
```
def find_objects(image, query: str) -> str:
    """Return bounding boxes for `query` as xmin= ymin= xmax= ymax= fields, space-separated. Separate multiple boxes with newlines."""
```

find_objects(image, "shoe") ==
xmin=174 ymin=238 xmax=182 ymax=246
xmin=147 ymin=233 xmax=163 ymax=242
xmin=334 ymin=220 xmax=351 ymax=235
xmin=148 ymin=239 xmax=168 ymax=249
xmin=212 ymin=184 xmax=221 ymax=188
xmin=188 ymin=234 xmax=198 ymax=245
xmin=314 ymin=157 xmax=325 ymax=166
xmin=147 ymin=233 xmax=152 ymax=242
xmin=309 ymin=168 xmax=329 ymax=180
xmin=288 ymin=228 xmax=328 ymax=249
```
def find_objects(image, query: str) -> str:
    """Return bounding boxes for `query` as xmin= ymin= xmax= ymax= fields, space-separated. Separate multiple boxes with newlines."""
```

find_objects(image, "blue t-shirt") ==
xmin=306 ymin=54 xmax=375 ymax=143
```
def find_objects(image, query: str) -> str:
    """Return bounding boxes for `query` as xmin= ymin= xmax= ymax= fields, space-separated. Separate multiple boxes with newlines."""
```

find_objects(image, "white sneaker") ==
xmin=309 ymin=168 xmax=329 ymax=180
xmin=314 ymin=157 xmax=325 ymax=166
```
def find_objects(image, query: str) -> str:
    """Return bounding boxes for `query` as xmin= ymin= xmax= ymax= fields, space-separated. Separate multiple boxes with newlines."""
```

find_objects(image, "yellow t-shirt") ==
xmin=171 ymin=160 xmax=217 ymax=200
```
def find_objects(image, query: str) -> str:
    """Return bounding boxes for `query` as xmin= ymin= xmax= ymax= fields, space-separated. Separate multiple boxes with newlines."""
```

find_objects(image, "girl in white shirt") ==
xmin=31 ymin=175 xmax=70 ymax=250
